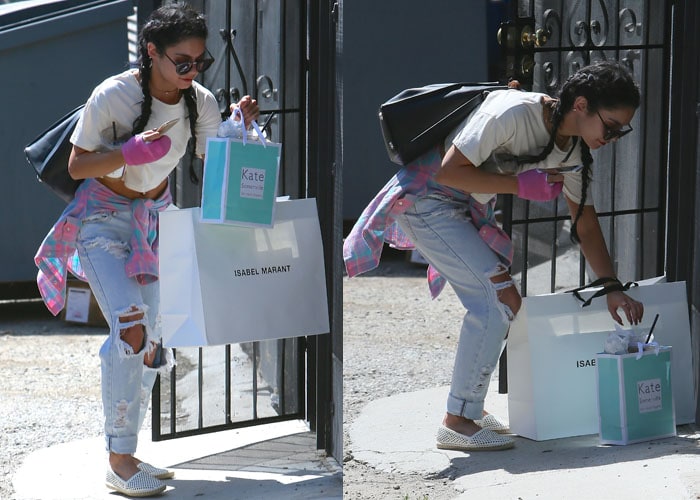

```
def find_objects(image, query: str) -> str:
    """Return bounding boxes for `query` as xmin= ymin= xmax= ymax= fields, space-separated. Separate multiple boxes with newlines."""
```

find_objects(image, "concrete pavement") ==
xmin=349 ymin=379 xmax=700 ymax=499
xmin=14 ymin=419 xmax=342 ymax=499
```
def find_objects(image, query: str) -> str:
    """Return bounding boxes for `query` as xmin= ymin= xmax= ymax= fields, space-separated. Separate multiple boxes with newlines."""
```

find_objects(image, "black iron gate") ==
xmin=497 ymin=0 xmax=671 ymax=389
xmin=666 ymin=0 xmax=700 ymax=422
xmin=498 ymin=0 xmax=669 ymax=295
xmin=146 ymin=0 xmax=336 ymax=452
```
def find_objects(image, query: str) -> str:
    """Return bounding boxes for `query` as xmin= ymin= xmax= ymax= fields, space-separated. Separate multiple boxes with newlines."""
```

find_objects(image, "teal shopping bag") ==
xmin=596 ymin=347 xmax=676 ymax=445
xmin=201 ymin=134 xmax=282 ymax=227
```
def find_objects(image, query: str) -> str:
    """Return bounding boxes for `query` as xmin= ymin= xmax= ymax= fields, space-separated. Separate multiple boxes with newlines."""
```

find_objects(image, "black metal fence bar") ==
xmin=152 ymin=345 xmax=307 ymax=441
xmin=499 ymin=0 xmax=669 ymax=393
xmin=512 ymin=0 xmax=667 ymax=288
xmin=151 ymin=0 xmax=310 ymax=442
xmin=510 ymin=206 xmax=662 ymax=225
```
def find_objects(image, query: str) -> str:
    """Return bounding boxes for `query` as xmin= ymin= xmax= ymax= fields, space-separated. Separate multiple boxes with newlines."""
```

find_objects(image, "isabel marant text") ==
xmin=233 ymin=265 xmax=291 ymax=277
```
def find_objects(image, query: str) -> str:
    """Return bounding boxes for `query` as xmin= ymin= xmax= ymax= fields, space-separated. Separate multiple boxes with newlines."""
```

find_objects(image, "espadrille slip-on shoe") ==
xmin=105 ymin=470 xmax=166 ymax=497
xmin=436 ymin=425 xmax=514 ymax=451
xmin=474 ymin=414 xmax=511 ymax=434
xmin=138 ymin=462 xmax=175 ymax=480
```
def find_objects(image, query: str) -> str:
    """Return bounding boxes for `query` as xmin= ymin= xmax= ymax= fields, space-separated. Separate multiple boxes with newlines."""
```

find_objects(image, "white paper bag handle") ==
xmin=635 ymin=341 xmax=661 ymax=360
xmin=232 ymin=107 xmax=267 ymax=147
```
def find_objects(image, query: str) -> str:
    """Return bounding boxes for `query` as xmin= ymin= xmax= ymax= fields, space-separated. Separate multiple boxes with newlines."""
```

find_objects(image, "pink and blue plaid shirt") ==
xmin=343 ymin=148 xmax=513 ymax=298
xmin=35 ymin=179 xmax=172 ymax=316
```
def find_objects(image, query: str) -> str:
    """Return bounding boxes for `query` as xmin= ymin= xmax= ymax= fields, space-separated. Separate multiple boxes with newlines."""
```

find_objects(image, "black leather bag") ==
xmin=378 ymin=82 xmax=507 ymax=166
xmin=24 ymin=104 xmax=85 ymax=203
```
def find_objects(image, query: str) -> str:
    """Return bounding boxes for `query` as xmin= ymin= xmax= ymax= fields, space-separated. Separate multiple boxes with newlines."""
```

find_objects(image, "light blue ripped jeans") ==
xmin=395 ymin=187 xmax=515 ymax=420
xmin=76 ymin=208 xmax=162 ymax=455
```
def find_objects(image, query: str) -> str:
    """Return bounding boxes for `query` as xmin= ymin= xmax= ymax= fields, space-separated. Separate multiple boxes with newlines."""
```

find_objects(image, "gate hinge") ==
xmin=331 ymin=2 xmax=339 ymax=25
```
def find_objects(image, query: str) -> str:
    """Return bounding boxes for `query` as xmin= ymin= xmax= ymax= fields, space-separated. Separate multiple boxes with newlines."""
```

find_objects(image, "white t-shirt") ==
xmin=445 ymin=89 xmax=593 ymax=205
xmin=71 ymin=70 xmax=221 ymax=193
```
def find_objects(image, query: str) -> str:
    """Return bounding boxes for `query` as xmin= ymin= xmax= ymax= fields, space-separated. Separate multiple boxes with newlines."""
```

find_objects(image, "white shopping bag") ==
xmin=508 ymin=279 xmax=694 ymax=441
xmin=159 ymin=198 xmax=330 ymax=347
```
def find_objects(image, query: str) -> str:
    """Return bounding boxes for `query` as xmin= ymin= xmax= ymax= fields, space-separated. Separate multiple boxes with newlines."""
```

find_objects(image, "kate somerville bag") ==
xmin=24 ymin=105 xmax=84 ymax=203
xmin=378 ymin=82 xmax=506 ymax=165
xmin=201 ymin=117 xmax=282 ymax=227
xmin=596 ymin=346 xmax=676 ymax=445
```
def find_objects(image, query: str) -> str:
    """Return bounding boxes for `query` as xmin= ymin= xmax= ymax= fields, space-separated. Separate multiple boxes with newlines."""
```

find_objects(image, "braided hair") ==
xmin=134 ymin=3 xmax=208 ymax=183
xmin=519 ymin=60 xmax=640 ymax=243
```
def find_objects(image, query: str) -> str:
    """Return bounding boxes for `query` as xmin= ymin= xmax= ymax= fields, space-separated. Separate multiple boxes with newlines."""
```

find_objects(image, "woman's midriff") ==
xmin=97 ymin=177 xmax=168 ymax=200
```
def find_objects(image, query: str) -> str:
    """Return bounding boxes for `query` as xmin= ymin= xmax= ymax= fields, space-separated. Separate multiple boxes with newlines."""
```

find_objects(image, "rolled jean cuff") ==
xmin=105 ymin=435 xmax=138 ymax=455
xmin=446 ymin=392 xmax=484 ymax=421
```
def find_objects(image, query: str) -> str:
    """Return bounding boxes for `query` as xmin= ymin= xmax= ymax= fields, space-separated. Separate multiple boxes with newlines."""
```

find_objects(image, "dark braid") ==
xmin=132 ymin=43 xmax=154 ymax=135
xmin=182 ymin=88 xmax=200 ymax=183
xmin=519 ymin=60 xmax=640 ymax=243
xmin=570 ymin=144 xmax=593 ymax=243
xmin=133 ymin=3 xmax=208 ymax=182
xmin=516 ymin=100 xmax=563 ymax=164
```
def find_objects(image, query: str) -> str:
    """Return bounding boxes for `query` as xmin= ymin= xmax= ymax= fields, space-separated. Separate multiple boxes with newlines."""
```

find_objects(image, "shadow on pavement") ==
xmin=435 ymin=425 xmax=700 ymax=480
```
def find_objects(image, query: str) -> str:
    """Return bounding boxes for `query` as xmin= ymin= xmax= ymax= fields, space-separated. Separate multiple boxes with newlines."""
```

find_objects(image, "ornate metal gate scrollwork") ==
xmin=496 ymin=0 xmax=670 ymax=392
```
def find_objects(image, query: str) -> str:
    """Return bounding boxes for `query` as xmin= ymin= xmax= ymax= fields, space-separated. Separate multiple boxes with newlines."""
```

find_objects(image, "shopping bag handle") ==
xmin=233 ymin=107 xmax=267 ymax=147
xmin=566 ymin=277 xmax=638 ymax=307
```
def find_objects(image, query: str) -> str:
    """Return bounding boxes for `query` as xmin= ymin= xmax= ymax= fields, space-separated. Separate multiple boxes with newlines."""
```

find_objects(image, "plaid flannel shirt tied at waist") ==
xmin=34 ymin=178 xmax=172 ymax=316
xmin=343 ymin=148 xmax=513 ymax=298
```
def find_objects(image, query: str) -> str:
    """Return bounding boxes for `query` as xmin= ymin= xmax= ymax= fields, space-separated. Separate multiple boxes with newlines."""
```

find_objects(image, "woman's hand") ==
xmin=607 ymin=290 xmax=644 ymax=326
xmin=140 ymin=129 xmax=164 ymax=142
xmin=231 ymin=95 xmax=260 ymax=129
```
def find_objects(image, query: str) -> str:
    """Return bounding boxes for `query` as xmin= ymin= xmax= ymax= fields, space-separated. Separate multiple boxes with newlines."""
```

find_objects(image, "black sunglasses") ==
xmin=164 ymin=49 xmax=214 ymax=75
xmin=596 ymin=110 xmax=633 ymax=141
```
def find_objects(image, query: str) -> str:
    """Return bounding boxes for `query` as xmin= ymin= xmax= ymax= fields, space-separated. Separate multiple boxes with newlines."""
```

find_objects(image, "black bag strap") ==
xmin=560 ymin=136 xmax=579 ymax=163
xmin=566 ymin=277 xmax=638 ymax=307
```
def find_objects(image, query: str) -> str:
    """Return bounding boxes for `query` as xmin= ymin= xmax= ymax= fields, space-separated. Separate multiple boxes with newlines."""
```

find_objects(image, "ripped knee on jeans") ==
xmin=116 ymin=305 xmax=149 ymax=359
xmin=487 ymin=264 xmax=521 ymax=319
xmin=114 ymin=306 xmax=169 ymax=370
xmin=114 ymin=305 xmax=162 ymax=369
